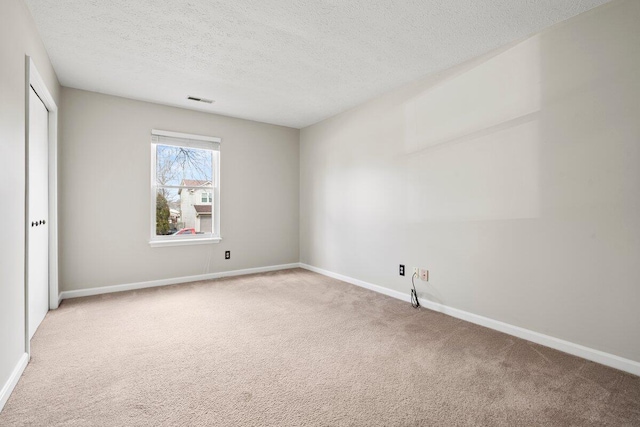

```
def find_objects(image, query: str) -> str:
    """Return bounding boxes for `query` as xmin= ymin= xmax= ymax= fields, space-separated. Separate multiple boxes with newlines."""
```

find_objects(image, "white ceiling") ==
xmin=26 ymin=0 xmax=611 ymax=128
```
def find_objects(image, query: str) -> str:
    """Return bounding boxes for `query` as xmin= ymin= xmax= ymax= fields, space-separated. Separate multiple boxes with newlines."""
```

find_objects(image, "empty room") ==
xmin=1 ymin=0 xmax=639 ymax=425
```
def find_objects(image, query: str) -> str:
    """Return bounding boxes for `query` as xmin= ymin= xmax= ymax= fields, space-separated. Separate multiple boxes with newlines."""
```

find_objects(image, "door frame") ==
xmin=24 ymin=56 xmax=59 ymax=356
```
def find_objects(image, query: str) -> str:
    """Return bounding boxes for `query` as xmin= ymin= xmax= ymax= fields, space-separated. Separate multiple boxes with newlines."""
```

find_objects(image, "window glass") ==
xmin=151 ymin=133 xmax=220 ymax=244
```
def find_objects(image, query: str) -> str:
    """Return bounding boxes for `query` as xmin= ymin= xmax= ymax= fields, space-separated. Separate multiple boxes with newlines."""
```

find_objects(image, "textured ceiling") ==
xmin=26 ymin=0 xmax=611 ymax=128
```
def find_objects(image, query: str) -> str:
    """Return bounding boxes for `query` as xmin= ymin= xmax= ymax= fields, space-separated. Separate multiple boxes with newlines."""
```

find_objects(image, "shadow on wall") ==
xmin=400 ymin=1 xmax=640 ymax=358
xmin=403 ymin=37 xmax=542 ymax=222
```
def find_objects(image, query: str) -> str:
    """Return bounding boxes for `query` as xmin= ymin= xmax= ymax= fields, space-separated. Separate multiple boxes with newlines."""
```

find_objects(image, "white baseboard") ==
xmin=299 ymin=263 xmax=640 ymax=377
xmin=301 ymin=263 xmax=411 ymax=303
xmin=59 ymin=263 xmax=300 ymax=300
xmin=0 ymin=353 xmax=28 ymax=413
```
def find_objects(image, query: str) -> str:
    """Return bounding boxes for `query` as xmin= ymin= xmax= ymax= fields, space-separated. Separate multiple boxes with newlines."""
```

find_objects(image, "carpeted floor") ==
xmin=1 ymin=268 xmax=639 ymax=426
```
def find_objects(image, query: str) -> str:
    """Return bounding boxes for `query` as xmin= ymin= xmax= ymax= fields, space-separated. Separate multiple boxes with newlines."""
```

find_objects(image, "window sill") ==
xmin=149 ymin=237 xmax=222 ymax=248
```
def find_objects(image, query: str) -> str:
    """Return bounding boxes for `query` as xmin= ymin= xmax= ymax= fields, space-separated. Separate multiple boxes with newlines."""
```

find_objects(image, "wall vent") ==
xmin=187 ymin=96 xmax=214 ymax=104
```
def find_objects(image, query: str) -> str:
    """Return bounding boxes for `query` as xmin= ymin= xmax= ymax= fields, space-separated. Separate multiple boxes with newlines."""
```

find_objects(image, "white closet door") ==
xmin=28 ymin=86 xmax=49 ymax=340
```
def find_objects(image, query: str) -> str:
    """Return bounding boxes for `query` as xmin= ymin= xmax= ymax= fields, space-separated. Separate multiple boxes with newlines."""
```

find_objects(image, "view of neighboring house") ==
xmin=169 ymin=208 xmax=180 ymax=229
xmin=178 ymin=179 xmax=213 ymax=233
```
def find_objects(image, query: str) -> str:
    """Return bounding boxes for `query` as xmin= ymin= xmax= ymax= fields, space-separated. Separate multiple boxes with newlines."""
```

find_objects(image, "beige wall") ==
xmin=0 ymin=0 xmax=60 ymax=398
xmin=300 ymin=0 xmax=640 ymax=362
xmin=59 ymin=88 xmax=299 ymax=291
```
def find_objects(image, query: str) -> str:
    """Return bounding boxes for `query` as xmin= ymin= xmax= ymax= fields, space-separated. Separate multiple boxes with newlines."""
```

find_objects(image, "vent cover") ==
xmin=187 ymin=96 xmax=214 ymax=104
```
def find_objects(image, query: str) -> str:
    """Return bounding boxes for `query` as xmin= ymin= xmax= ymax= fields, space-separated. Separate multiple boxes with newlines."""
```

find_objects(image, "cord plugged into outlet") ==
xmin=410 ymin=267 xmax=429 ymax=309
xmin=412 ymin=267 xmax=429 ymax=281
xmin=410 ymin=272 xmax=420 ymax=308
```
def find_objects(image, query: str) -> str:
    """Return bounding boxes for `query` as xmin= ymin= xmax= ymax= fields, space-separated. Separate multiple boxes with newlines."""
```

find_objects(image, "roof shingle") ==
xmin=194 ymin=204 xmax=212 ymax=214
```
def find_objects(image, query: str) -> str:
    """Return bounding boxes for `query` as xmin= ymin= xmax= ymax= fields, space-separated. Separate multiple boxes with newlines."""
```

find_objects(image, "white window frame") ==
xmin=201 ymin=192 xmax=212 ymax=203
xmin=149 ymin=129 xmax=221 ymax=247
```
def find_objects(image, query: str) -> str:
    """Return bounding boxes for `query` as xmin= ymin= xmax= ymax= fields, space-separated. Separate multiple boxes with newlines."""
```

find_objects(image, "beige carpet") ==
xmin=1 ymin=268 xmax=639 ymax=426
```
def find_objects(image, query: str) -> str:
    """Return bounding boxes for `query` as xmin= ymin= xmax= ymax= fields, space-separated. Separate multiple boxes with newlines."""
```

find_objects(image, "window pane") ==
xmin=156 ymin=144 xmax=213 ymax=187
xmin=155 ymin=188 xmax=180 ymax=236
xmin=156 ymin=187 xmax=213 ymax=236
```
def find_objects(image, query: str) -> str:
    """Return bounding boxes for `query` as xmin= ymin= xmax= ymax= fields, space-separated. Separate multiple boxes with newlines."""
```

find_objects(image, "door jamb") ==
xmin=25 ymin=56 xmax=59 ymax=356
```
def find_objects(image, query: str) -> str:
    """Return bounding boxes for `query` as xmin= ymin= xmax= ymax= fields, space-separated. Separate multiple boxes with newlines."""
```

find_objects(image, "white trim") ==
xmin=0 ymin=353 xmax=28 ymax=413
xmin=25 ymin=57 xmax=59 ymax=359
xmin=214 ymin=149 xmax=221 ymax=238
xmin=301 ymin=263 xmax=410 ymax=302
xmin=150 ymin=139 xmax=157 ymax=243
xmin=27 ymin=59 xmax=56 ymax=110
xmin=149 ymin=237 xmax=222 ymax=247
xmin=151 ymin=129 xmax=221 ymax=143
xmin=150 ymin=135 xmax=221 ymax=245
xmin=53 ymin=262 xmax=640 ymax=376
xmin=27 ymin=57 xmax=59 ymax=311
xmin=299 ymin=263 xmax=640 ymax=377
xmin=59 ymin=263 xmax=300 ymax=300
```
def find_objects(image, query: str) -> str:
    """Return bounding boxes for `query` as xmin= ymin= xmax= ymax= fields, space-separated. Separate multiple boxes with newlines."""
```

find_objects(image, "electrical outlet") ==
xmin=399 ymin=264 xmax=405 ymax=276
xmin=225 ymin=251 xmax=230 ymax=259
xmin=420 ymin=269 xmax=429 ymax=281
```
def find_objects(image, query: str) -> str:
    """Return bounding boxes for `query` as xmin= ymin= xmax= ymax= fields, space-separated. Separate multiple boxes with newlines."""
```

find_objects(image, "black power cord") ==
xmin=410 ymin=272 xmax=420 ymax=309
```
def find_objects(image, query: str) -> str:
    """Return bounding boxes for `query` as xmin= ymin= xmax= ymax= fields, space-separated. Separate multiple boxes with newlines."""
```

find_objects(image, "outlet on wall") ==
xmin=413 ymin=267 xmax=428 ymax=281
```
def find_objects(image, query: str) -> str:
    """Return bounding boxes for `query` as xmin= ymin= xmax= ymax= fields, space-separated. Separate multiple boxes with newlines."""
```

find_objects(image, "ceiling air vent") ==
xmin=187 ymin=96 xmax=214 ymax=104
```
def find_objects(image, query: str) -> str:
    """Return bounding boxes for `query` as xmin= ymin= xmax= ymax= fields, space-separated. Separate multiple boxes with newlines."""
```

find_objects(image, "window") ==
xmin=150 ymin=130 xmax=221 ymax=247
